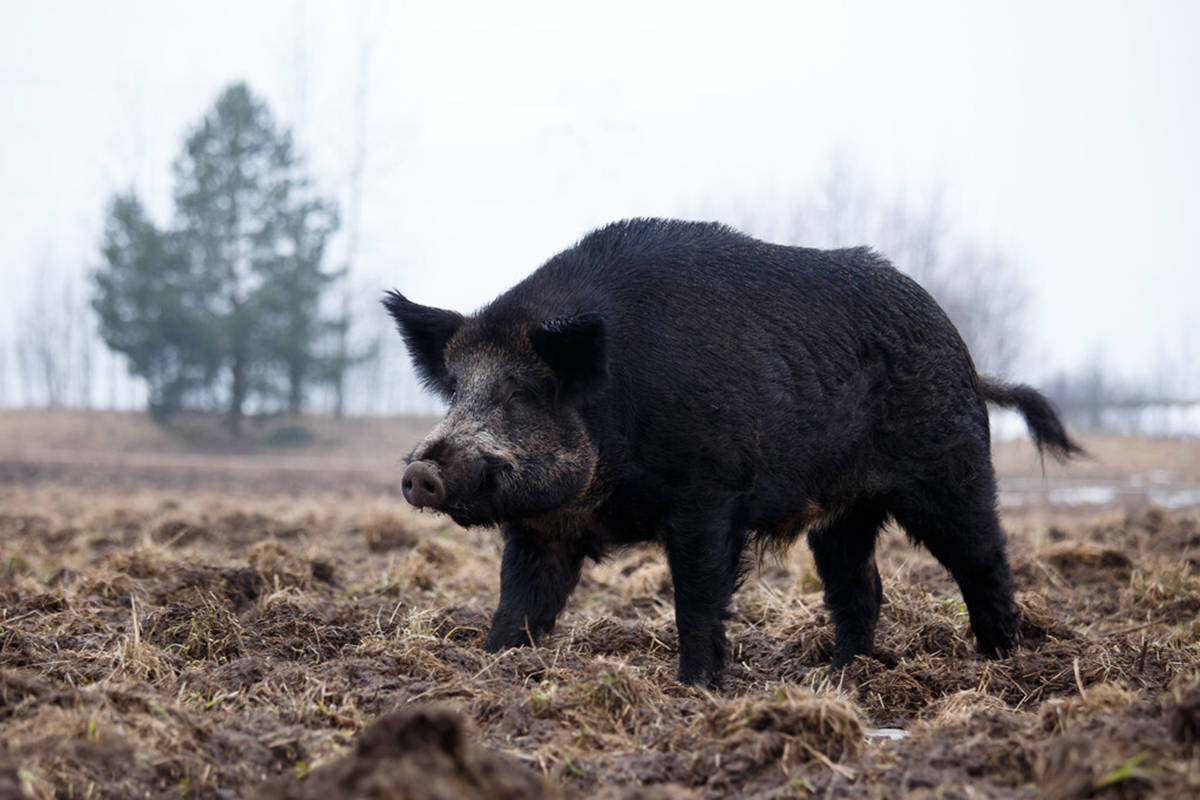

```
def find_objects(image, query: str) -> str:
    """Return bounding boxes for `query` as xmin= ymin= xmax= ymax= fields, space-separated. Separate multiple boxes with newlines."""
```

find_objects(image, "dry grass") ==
xmin=2 ymin=480 xmax=1198 ymax=798
xmin=1 ymin=413 xmax=1199 ymax=797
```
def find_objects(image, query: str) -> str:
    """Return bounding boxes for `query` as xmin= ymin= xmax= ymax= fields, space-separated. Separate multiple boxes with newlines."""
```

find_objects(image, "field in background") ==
xmin=0 ymin=410 xmax=439 ymax=494
xmin=3 ymin=409 xmax=1199 ymax=505
xmin=1 ymin=410 xmax=1198 ymax=798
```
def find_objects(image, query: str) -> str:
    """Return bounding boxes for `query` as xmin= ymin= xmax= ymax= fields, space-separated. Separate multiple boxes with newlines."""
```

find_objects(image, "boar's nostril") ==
xmin=402 ymin=460 xmax=445 ymax=509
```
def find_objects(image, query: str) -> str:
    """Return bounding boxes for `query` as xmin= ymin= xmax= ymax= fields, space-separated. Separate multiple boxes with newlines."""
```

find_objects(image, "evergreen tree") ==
xmin=92 ymin=194 xmax=218 ymax=420
xmin=254 ymin=187 xmax=341 ymax=415
xmin=94 ymin=82 xmax=343 ymax=433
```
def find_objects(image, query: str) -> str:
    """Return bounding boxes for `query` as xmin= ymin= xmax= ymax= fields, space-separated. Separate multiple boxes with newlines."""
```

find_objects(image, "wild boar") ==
xmin=384 ymin=218 xmax=1082 ymax=685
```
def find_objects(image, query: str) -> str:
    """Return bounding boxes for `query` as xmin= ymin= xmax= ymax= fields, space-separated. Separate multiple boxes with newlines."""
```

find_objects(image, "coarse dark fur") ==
xmin=385 ymin=218 xmax=1083 ymax=685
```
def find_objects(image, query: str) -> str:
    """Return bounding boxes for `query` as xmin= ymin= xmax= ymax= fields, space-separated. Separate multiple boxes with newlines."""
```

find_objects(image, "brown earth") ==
xmin=1 ymin=411 xmax=1198 ymax=798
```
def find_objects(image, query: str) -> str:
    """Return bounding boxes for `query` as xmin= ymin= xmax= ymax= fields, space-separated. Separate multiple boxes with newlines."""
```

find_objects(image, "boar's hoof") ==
xmin=403 ymin=460 xmax=446 ymax=509
xmin=482 ymin=626 xmax=529 ymax=653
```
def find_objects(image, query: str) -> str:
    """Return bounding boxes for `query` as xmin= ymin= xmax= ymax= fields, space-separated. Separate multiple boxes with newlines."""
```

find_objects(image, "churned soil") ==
xmin=1 ymin=423 xmax=1199 ymax=798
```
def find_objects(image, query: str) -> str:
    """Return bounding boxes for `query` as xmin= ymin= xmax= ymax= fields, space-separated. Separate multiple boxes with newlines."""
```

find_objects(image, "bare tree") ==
xmin=75 ymin=293 xmax=96 ymax=408
xmin=16 ymin=267 xmax=70 ymax=407
xmin=11 ymin=265 xmax=105 ymax=408
xmin=107 ymin=341 xmax=121 ymax=409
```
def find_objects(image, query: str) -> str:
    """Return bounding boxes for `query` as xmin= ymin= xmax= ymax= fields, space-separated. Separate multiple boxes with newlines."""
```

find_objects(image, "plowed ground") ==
xmin=2 ymin=438 xmax=1199 ymax=798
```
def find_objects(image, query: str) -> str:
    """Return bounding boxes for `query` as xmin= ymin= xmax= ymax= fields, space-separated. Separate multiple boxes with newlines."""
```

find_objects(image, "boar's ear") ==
xmin=530 ymin=313 xmax=607 ymax=397
xmin=382 ymin=290 xmax=464 ymax=397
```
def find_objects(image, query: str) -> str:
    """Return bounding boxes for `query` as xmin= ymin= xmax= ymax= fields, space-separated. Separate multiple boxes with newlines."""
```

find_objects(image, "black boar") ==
xmin=384 ymin=218 xmax=1081 ymax=685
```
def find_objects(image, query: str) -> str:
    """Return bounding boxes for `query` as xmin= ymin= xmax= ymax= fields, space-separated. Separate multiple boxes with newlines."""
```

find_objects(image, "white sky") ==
xmin=2 ymin=0 xmax=1197 ymax=397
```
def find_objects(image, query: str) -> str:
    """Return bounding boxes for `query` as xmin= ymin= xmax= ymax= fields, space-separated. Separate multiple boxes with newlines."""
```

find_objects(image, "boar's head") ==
xmin=384 ymin=291 xmax=606 ymax=527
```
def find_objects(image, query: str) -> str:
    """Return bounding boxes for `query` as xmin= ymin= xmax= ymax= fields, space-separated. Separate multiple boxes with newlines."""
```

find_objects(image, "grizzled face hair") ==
xmin=383 ymin=291 xmax=606 ymax=527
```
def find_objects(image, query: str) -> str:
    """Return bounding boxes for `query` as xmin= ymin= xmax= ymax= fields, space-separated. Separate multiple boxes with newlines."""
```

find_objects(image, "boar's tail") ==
xmin=980 ymin=377 xmax=1086 ymax=462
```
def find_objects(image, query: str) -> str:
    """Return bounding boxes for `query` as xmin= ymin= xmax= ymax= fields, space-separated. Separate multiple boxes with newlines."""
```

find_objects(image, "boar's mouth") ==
xmin=403 ymin=450 xmax=514 ymax=528
xmin=447 ymin=457 xmax=512 ymax=527
xmin=442 ymin=460 xmax=594 ymax=529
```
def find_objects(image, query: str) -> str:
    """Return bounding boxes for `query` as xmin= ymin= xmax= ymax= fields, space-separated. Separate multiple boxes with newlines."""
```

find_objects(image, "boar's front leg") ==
xmin=482 ymin=523 xmax=587 ymax=652
xmin=665 ymin=503 xmax=747 ymax=685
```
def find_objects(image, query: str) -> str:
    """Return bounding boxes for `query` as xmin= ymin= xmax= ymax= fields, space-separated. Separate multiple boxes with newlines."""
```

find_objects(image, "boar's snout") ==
xmin=402 ymin=460 xmax=446 ymax=509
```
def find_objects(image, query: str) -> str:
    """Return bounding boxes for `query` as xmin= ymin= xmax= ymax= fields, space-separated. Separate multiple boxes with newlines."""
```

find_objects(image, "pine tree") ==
xmin=93 ymin=194 xmax=219 ymax=420
xmin=93 ymin=83 xmax=343 ymax=433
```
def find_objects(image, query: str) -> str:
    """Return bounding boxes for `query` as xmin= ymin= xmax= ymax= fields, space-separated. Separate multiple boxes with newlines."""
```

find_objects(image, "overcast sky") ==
xmin=2 ymin=0 xmax=1197 ymax=400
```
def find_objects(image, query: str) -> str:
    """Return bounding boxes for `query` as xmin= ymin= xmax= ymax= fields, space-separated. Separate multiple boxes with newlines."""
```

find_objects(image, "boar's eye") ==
xmin=499 ymin=379 xmax=530 ymax=409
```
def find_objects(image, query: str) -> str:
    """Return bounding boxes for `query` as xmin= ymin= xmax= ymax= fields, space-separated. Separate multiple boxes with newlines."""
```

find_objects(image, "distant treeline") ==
xmin=1040 ymin=361 xmax=1200 ymax=434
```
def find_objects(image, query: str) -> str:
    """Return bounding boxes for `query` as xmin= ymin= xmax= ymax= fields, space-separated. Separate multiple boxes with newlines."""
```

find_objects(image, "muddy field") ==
xmin=1 ymin=415 xmax=1199 ymax=798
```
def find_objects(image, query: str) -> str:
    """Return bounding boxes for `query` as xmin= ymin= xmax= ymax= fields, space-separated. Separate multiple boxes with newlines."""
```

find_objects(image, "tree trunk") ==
xmin=333 ymin=330 xmax=346 ymax=418
xmin=288 ymin=361 xmax=303 ymax=415
xmin=228 ymin=351 xmax=245 ymax=436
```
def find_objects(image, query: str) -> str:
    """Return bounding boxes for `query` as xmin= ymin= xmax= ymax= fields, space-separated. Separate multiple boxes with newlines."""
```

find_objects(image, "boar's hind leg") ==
xmin=892 ymin=487 xmax=1019 ymax=659
xmin=665 ymin=505 xmax=748 ymax=685
xmin=482 ymin=525 xmax=588 ymax=652
xmin=806 ymin=504 xmax=888 ymax=667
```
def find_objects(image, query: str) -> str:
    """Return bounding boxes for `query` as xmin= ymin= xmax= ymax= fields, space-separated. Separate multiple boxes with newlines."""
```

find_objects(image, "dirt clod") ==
xmin=1168 ymin=680 xmax=1200 ymax=745
xmin=257 ymin=705 xmax=555 ymax=800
